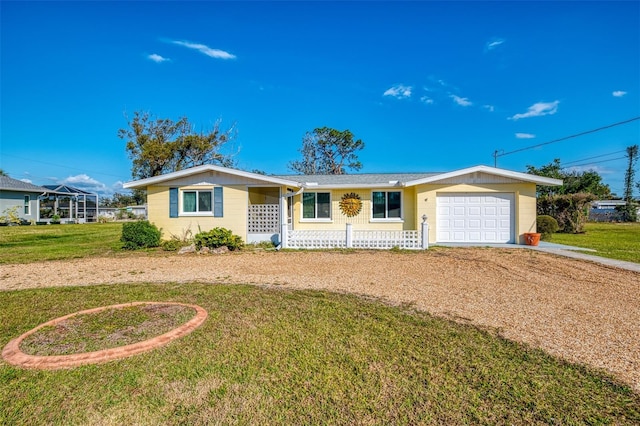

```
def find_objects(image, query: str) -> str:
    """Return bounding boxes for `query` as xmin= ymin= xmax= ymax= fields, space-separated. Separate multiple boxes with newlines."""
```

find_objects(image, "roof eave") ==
xmin=123 ymin=165 xmax=301 ymax=189
xmin=404 ymin=165 xmax=563 ymax=186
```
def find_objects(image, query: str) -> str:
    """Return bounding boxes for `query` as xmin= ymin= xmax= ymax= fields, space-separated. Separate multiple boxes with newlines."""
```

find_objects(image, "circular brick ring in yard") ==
xmin=1 ymin=302 xmax=208 ymax=369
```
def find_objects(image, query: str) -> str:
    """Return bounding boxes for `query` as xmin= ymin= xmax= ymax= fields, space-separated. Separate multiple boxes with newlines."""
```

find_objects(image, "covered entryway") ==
xmin=436 ymin=193 xmax=514 ymax=243
xmin=247 ymin=187 xmax=281 ymax=244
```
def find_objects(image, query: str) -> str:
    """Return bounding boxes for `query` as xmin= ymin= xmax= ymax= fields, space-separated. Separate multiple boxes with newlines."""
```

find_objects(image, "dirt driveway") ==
xmin=1 ymin=248 xmax=639 ymax=392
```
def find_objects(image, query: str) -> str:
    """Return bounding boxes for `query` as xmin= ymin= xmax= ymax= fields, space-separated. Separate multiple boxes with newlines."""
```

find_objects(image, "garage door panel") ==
xmin=468 ymin=206 xmax=481 ymax=215
xmin=484 ymin=219 xmax=497 ymax=229
xmin=437 ymin=193 xmax=514 ymax=243
xmin=469 ymin=219 xmax=481 ymax=229
xmin=468 ymin=231 xmax=481 ymax=240
xmin=483 ymin=206 xmax=497 ymax=215
xmin=453 ymin=231 xmax=466 ymax=241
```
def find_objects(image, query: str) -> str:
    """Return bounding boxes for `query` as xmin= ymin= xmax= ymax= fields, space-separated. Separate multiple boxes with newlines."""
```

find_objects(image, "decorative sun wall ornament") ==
xmin=339 ymin=192 xmax=362 ymax=217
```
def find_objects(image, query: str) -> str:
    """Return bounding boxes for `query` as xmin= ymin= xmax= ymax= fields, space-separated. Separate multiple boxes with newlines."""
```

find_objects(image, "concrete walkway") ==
xmin=533 ymin=245 xmax=640 ymax=273
xmin=435 ymin=241 xmax=640 ymax=273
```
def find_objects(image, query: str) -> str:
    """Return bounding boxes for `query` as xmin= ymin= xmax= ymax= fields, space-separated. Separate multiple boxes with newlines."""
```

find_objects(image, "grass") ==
xmin=7 ymin=221 xmax=637 ymax=264
xmin=20 ymin=304 xmax=196 ymax=356
xmin=549 ymin=222 xmax=640 ymax=263
xmin=0 ymin=223 xmax=124 ymax=264
xmin=1 ymin=283 xmax=639 ymax=425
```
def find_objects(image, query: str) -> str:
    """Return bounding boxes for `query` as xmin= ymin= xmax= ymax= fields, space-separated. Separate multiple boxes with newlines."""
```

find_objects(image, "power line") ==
xmin=561 ymin=150 xmax=627 ymax=166
xmin=493 ymin=116 xmax=640 ymax=166
xmin=1 ymin=153 xmax=129 ymax=180
xmin=561 ymin=156 xmax=627 ymax=168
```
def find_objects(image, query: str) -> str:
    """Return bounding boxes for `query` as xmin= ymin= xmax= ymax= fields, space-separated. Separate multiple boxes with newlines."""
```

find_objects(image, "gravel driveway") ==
xmin=1 ymin=248 xmax=638 ymax=392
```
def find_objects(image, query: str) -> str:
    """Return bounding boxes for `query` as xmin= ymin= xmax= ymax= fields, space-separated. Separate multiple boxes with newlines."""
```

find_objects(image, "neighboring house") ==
xmin=40 ymin=185 xmax=99 ymax=223
xmin=123 ymin=164 xmax=562 ymax=249
xmin=99 ymin=205 xmax=147 ymax=220
xmin=590 ymin=200 xmax=640 ymax=222
xmin=0 ymin=176 xmax=52 ymax=223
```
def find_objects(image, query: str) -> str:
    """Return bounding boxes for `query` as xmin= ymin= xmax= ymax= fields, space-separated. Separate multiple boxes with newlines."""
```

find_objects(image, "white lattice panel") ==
xmin=353 ymin=230 xmax=421 ymax=249
xmin=287 ymin=229 xmax=422 ymax=250
xmin=287 ymin=230 xmax=347 ymax=249
xmin=247 ymin=204 xmax=280 ymax=233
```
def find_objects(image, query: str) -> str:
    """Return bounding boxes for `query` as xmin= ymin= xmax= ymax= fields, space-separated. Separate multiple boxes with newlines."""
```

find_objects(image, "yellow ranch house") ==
xmin=123 ymin=164 xmax=562 ymax=249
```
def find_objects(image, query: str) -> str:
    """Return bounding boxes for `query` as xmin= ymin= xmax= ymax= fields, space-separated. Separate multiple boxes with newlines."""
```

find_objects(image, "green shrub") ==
xmin=50 ymin=214 xmax=61 ymax=224
xmin=160 ymin=239 xmax=182 ymax=252
xmin=537 ymin=215 xmax=559 ymax=240
xmin=121 ymin=221 xmax=161 ymax=250
xmin=0 ymin=206 xmax=21 ymax=225
xmin=194 ymin=227 xmax=243 ymax=251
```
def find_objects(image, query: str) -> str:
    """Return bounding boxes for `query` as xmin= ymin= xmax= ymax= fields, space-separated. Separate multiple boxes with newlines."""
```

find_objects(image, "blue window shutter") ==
xmin=169 ymin=188 xmax=178 ymax=218
xmin=213 ymin=187 xmax=223 ymax=217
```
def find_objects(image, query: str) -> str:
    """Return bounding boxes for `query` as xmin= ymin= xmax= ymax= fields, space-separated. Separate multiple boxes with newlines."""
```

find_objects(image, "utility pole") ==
xmin=493 ymin=150 xmax=503 ymax=167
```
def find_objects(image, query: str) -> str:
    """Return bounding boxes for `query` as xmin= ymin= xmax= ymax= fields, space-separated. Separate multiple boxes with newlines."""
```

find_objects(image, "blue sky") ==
xmin=1 ymin=1 xmax=639 ymax=197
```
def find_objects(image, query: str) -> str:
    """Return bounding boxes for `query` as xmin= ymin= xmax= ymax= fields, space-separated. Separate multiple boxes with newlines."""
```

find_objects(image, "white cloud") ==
xmin=450 ymin=94 xmax=472 ymax=107
xmin=20 ymin=178 xmax=33 ymax=184
xmin=515 ymin=133 xmax=535 ymax=139
xmin=483 ymin=105 xmax=495 ymax=112
xmin=172 ymin=40 xmax=236 ymax=59
xmin=509 ymin=100 xmax=559 ymax=120
xmin=485 ymin=38 xmax=505 ymax=51
xmin=383 ymin=84 xmax=412 ymax=99
xmin=148 ymin=53 xmax=169 ymax=63
xmin=612 ymin=90 xmax=627 ymax=97
xmin=61 ymin=174 xmax=109 ymax=195
xmin=420 ymin=96 xmax=434 ymax=105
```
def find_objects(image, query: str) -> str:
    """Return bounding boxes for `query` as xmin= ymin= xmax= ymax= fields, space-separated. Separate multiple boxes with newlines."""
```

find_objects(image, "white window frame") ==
xmin=180 ymin=189 xmax=214 ymax=216
xmin=370 ymin=190 xmax=403 ymax=222
xmin=24 ymin=195 xmax=30 ymax=215
xmin=300 ymin=191 xmax=332 ymax=222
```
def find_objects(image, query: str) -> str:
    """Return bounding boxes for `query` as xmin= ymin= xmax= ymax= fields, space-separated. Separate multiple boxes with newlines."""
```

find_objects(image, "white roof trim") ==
xmin=404 ymin=165 xmax=563 ymax=186
xmin=123 ymin=164 xmax=563 ymax=190
xmin=123 ymin=164 xmax=301 ymax=189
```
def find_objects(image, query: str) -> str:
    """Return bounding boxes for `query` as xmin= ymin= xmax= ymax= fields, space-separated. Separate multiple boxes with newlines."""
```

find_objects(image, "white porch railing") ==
xmin=352 ymin=230 xmax=421 ymax=249
xmin=283 ymin=223 xmax=429 ymax=250
xmin=285 ymin=230 xmax=348 ymax=249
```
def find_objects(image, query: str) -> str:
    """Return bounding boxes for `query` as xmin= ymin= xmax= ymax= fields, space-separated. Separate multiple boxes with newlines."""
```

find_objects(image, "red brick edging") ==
xmin=1 ymin=302 xmax=208 ymax=369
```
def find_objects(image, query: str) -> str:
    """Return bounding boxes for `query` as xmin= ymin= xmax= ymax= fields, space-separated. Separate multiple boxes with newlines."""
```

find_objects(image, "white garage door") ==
xmin=437 ymin=193 xmax=514 ymax=243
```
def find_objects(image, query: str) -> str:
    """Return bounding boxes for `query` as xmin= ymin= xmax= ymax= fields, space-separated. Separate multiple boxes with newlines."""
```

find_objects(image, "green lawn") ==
xmin=1 ymin=283 xmax=638 ymax=425
xmin=548 ymin=222 xmax=640 ymax=263
xmin=0 ymin=223 xmax=123 ymax=264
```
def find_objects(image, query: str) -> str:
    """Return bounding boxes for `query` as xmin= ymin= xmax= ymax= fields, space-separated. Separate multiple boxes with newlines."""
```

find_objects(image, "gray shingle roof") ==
xmin=0 ymin=175 xmax=52 ymax=193
xmin=272 ymin=172 xmax=440 ymax=186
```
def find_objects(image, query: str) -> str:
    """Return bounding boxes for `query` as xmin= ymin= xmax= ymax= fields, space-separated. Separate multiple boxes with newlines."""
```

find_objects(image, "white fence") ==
xmin=284 ymin=223 xmax=428 ymax=250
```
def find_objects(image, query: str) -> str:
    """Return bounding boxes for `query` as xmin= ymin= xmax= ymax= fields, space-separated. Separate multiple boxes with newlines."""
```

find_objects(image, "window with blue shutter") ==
xmin=213 ymin=187 xmax=223 ymax=217
xmin=169 ymin=188 xmax=178 ymax=218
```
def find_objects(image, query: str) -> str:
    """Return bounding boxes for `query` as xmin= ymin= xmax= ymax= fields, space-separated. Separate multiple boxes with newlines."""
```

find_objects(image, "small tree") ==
xmin=538 ymin=193 xmax=594 ymax=233
xmin=289 ymin=127 xmax=364 ymax=175
xmin=618 ymin=145 xmax=638 ymax=222
xmin=527 ymin=159 xmax=612 ymax=198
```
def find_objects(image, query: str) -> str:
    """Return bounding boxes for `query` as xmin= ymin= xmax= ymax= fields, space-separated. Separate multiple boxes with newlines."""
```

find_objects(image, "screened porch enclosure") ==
xmin=39 ymin=185 xmax=98 ymax=223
